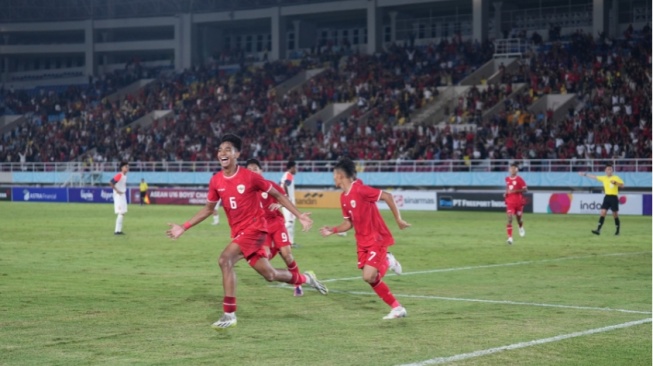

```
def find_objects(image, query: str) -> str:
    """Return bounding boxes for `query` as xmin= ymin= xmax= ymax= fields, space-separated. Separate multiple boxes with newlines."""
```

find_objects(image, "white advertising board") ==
xmin=377 ymin=191 xmax=437 ymax=211
xmin=533 ymin=193 xmax=643 ymax=215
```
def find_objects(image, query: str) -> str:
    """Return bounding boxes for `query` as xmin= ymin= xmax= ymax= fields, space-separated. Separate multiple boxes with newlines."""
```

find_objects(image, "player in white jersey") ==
xmin=279 ymin=161 xmax=298 ymax=247
xmin=109 ymin=162 xmax=129 ymax=235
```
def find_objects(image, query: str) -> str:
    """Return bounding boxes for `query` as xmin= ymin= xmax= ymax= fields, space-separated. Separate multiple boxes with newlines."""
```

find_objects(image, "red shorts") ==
xmin=264 ymin=221 xmax=291 ymax=260
xmin=232 ymin=227 xmax=268 ymax=266
xmin=357 ymin=245 xmax=389 ymax=277
xmin=506 ymin=202 xmax=524 ymax=215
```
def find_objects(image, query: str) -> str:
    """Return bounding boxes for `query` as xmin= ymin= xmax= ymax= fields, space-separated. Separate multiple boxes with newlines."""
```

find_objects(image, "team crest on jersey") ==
xmin=237 ymin=184 xmax=245 ymax=194
xmin=262 ymin=192 xmax=268 ymax=199
xmin=350 ymin=200 xmax=356 ymax=208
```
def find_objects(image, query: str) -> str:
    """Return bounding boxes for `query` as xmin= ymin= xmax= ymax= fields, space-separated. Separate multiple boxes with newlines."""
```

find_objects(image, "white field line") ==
xmin=397 ymin=318 xmax=652 ymax=366
xmin=329 ymin=290 xmax=653 ymax=315
xmin=320 ymin=251 xmax=650 ymax=283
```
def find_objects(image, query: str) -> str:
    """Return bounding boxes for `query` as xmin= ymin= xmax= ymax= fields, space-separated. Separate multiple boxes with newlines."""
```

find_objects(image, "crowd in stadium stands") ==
xmin=0 ymin=27 xmax=650 ymax=168
xmin=318 ymin=28 xmax=651 ymax=164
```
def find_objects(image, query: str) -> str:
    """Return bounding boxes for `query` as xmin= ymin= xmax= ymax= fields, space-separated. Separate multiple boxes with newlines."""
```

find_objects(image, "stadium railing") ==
xmin=1 ymin=159 xmax=650 ymax=174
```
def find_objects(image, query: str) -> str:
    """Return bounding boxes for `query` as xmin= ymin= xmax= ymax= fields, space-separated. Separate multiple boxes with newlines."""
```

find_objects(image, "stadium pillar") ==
xmin=492 ymin=2 xmax=502 ymax=39
xmin=592 ymin=0 xmax=607 ymax=37
xmin=175 ymin=14 xmax=193 ymax=72
xmin=608 ymin=0 xmax=619 ymax=38
xmin=366 ymin=0 xmax=382 ymax=55
xmin=472 ymin=0 xmax=489 ymax=42
xmin=388 ymin=11 xmax=397 ymax=44
xmin=271 ymin=7 xmax=287 ymax=61
xmin=84 ymin=20 xmax=95 ymax=77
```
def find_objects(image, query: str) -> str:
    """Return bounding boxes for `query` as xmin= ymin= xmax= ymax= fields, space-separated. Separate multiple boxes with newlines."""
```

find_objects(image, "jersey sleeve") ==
xmin=596 ymin=176 xmax=608 ymax=183
xmin=252 ymin=172 xmax=272 ymax=193
xmin=206 ymin=176 xmax=220 ymax=203
xmin=614 ymin=176 xmax=624 ymax=184
xmin=518 ymin=177 xmax=527 ymax=189
xmin=269 ymin=181 xmax=286 ymax=196
xmin=358 ymin=182 xmax=383 ymax=203
xmin=281 ymin=172 xmax=293 ymax=189
xmin=111 ymin=173 xmax=122 ymax=183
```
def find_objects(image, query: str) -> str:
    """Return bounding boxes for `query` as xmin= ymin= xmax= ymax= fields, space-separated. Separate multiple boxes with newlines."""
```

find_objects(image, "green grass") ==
xmin=0 ymin=202 xmax=650 ymax=366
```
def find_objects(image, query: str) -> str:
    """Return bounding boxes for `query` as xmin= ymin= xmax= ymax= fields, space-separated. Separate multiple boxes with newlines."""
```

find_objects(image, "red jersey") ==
xmin=505 ymin=175 xmax=527 ymax=205
xmin=260 ymin=180 xmax=286 ymax=227
xmin=340 ymin=179 xmax=394 ymax=248
xmin=207 ymin=167 xmax=272 ymax=238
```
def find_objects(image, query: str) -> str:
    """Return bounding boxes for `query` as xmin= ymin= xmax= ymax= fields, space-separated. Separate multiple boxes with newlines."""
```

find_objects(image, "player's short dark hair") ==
xmin=510 ymin=162 xmax=519 ymax=168
xmin=119 ymin=161 xmax=129 ymax=168
xmin=334 ymin=157 xmax=356 ymax=178
xmin=220 ymin=134 xmax=242 ymax=151
xmin=605 ymin=162 xmax=614 ymax=168
xmin=286 ymin=160 xmax=296 ymax=170
xmin=246 ymin=158 xmax=261 ymax=169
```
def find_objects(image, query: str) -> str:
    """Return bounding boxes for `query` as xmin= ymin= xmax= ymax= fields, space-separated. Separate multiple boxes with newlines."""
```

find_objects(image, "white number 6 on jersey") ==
xmin=229 ymin=197 xmax=237 ymax=209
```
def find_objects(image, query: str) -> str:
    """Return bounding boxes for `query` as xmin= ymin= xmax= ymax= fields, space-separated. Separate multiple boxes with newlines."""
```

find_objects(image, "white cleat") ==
xmin=507 ymin=237 xmax=513 ymax=245
xmin=211 ymin=312 xmax=237 ymax=331
xmin=383 ymin=306 xmax=407 ymax=320
xmin=387 ymin=252 xmax=403 ymax=275
xmin=304 ymin=271 xmax=328 ymax=295
xmin=337 ymin=232 xmax=347 ymax=237
xmin=212 ymin=218 xmax=220 ymax=226
xmin=519 ymin=227 xmax=525 ymax=237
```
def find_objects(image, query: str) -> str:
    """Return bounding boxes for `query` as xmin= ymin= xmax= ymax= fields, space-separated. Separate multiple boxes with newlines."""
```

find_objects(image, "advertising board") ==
xmin=437 ymin=192 xmax=533 ymax=212
xmin=533 ymin=193 xmax=643 ymax=215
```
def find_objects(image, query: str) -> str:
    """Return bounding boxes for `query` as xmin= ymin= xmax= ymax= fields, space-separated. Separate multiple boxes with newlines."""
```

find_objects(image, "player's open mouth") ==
xmin=219 ymin=157 xmax=229 ymax=164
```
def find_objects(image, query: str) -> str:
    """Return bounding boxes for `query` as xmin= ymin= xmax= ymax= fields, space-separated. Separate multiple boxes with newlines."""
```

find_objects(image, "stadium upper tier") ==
xmin=0 ymin=27 xmax=651 ymax=165
xmin=0 ymin=0 xmax=354 ymax=23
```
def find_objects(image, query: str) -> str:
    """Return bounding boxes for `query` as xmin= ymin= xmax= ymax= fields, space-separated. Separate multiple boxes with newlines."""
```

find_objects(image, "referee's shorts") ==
xmin=601 ymin=195 xmax=619 ymax=212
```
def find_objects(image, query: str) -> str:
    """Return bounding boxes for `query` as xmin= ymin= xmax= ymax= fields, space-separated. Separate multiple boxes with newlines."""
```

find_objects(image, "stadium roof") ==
xmin=0 ymin=0 xmax=354 ymax=23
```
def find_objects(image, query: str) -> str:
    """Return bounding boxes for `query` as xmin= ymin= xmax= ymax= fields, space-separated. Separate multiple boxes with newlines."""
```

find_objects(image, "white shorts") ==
xmin=114 ymin=194 xmax=128 ymax=214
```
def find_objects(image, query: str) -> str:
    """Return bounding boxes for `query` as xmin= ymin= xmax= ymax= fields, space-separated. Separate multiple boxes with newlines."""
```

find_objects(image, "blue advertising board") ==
xmin=644 ymin=194 xmax=652 ymax=216
xmin=68 ymin=188 xmax=115 ymax=203
xmin=12 ymin=187 xmax=68 ymax=203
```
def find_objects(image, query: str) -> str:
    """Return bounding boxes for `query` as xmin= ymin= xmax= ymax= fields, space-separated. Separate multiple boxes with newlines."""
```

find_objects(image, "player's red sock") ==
xmin=291 ymin=272 xmax=306 ymax=285
xmin=506 ymin=224 xmax=513 ymax=237
xmin=223 ymin=296 xmax=236 ymax=313
xmin=287 ymin=260 xmax=300 ymax=277
xmin=370 ymin=276 xmax=400 ymax=308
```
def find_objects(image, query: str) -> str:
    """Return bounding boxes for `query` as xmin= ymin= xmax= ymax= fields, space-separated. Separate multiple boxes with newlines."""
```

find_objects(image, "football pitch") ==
xmin=0 ymin=202 xmax=650 ymax=366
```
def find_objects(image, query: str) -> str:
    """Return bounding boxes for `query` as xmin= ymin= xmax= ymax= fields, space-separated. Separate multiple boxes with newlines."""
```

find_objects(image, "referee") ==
xmin=579 ymin=163 xmax=625 ymax=236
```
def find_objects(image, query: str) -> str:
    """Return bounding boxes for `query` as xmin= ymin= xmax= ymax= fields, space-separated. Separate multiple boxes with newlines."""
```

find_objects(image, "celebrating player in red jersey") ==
xmin=246 ymin=158 xmax=305 ymax=297
xmin=320 ymin=157 xmax=410 ymax=320
xmin=504 ymin=162 xmax=527 ymax=245
xmin=166 ymin=134 xmax=328 ymax=331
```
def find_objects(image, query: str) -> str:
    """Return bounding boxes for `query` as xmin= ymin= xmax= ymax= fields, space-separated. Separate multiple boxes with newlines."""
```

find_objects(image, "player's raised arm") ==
xmin=166 ymin=201 xmax=218 ymax=239
xmin=380 ymin=191 xmax=411 ymax=230
xmin=578 ymin=172 xmax=598 ymax=180
xmin=320 ymin=220 xmax=353 ymax=237
xmin=268 ymin=187 xmax=312 ymax=231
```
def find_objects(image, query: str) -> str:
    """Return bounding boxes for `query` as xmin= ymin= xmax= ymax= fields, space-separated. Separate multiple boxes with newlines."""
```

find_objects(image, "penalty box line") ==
xmin=397 ymin=318 xmax=652 ymax=366
xmin=320 ymin=251 xmax=651 ymax=283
